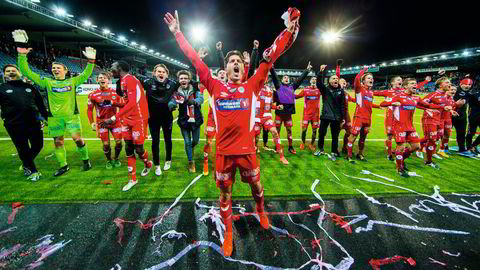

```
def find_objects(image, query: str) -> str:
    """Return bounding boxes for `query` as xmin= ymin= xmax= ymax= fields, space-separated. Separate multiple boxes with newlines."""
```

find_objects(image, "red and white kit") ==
xmin=296 ymin=86 xmax=321 ymax=129
xmin=87 ymin=88 xmax=125 ymax=141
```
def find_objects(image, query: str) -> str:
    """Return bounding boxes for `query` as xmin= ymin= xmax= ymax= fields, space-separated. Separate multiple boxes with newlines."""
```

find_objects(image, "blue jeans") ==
xmin=181 ymin=127 xmax=200 ymax=161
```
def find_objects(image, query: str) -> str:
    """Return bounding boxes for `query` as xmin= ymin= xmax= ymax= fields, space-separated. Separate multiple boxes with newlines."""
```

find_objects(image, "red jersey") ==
xmin=116 ymin=74 xmax=149 ymax=124
xmin=255 ymin=86 xmax=275 ymax=121
xmin=353 ymin=68 xmax=375 ymax=121
xmin=174 ymin=27 xmax=295 ymax=155
xmin=421 ymin=90 xmax=447 ymax=124
xmin=296 ymin=86 xmax=320 ymax=116
xmin=381 ymin=93 xmax=443 ymax=131
xmin=441 ymin=95 xmax=456 ymax=122
xmin=87 ymin=88 xmax=125 ymax=123
xmin=374 ymin=88 xmax=403 ymax=120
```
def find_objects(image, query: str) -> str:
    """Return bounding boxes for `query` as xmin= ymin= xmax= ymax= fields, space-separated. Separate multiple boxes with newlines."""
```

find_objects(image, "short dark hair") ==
xmin=224 ymin=50 xmax=244 ymax=66
xmin=116 ymin=61 xmax=130 ymax=73
xmin=177 ymin=70 xmax=191 ymax=80
xmin=3 ymin=64 xmax=19 ymax=73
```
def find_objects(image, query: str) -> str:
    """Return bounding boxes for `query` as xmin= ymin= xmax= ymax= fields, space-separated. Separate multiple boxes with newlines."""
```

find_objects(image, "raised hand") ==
xmin=320 ymin=65 xmax=327 ymax=72
xmin=306 ymin=61 xmax=312 ymax=71
xmin=438 ymin=69 xmax=445 ymax=76
xmin=164 ymin=10 xmax=180 ymax=34
xmin=243 ymin=51 xmax=250 ymax=64
xmin=82 ymin=47 xmax=96 ymax=60
xmin=451 ymin=111 xmax=459 ymax=117
xmin=425 ymin=76 xmax=432 ymax=82
xmin=216 ymin=41 xmax=222 ymax=50
xmin=91 ymin=123 xmax=97 ymax=131
xmin=12 ymin=29 xmax=28 ymax=43
xmin=444 ymin=106 xmax=452 ymax=111
xmin=198 ymin=47 xmax=208 ymax=59
xmin=17 ymin=47 xmax=32 ymax=54
xmin=253 ymin=40 xmax=259 ymax=49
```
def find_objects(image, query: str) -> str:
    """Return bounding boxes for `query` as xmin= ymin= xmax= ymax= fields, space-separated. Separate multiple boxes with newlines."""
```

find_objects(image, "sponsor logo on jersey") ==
xmin=241 ymin=167 xmax=260 ymax=177
xmin=402 ymin=105 xmax=416 ymax=110
xmin=132 ymin=131 xmax=141 ymax=139
xmin=5 ymin=89 xmax=13 ymax=93
xmin=52 ymin=86 xmax=72 ymax=93
xmin=306 ymin=96 xmax=318 ymax=100
xmin=216 ymin=98 xmax=249 ymax=111
xmin=25 ymin=88 xmax=32 ymax=93
xmin=215 ymin=171 xmax=231 ymax=181
xmin=238 ymin=87 xmax=245 ymax=93
xmin=364 ymin=95 xmax=373 ymax=102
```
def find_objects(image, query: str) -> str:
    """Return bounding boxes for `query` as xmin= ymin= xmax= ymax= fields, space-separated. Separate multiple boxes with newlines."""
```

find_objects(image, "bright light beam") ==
xmin=192 ymin=25 xmax=207 ymax=42
xmin=321 ymin=31 xmax=340 ymax=44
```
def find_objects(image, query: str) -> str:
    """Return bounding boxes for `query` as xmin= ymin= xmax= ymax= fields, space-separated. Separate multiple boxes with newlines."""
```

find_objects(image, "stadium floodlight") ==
xmin=355 ymin=66 xmax=359 ymax=69
xmin=393 ymin=61 xmax=398 ymax=65
xmin=140 ymin=45 xmax=146 ymax=50
xmin=381 ymin=62 xmax=386 ymax=66
xmin=148 ymin=49 xmax=154 ymax=53
xmin=422 ymin=57 xmax=428 ymax=61
xmin=166 ymin=57 xmax=170 ymax=60
xmin=118 ymin=35 xmax=126 ymax=41
xmin=433 ymin=56 xmax=438 ymax=59
xmin=161 ymin=54 xmax=165 ymax=57
xmin=348 ymin=67 xmax=352 ymax=70
xmin=406 ymin=59 xmax=411 ymax=63
xmin=463 ymin=51 xmax=470 ymax=56
xmin=82 ymin=20 xmax=92 ymax=27
xmin=341 ymin=68 xmax=346 ymax=71
xmin=130 ymin=41 xmax=137 ymax=46
xmin=103 ymin=29 xmax=110 ymax=35
xmin=54 ymin=7 xmax=67 ymax=16
xmin=30 ymin=0 xmax=41 ymax=2
xmin=454 ymin=53 xmax=459 ymax=57
xmin=92 ymin=25 xmax=97 ymax=28
xmin=321 ymin=31 xmax=340 ymax=44
xmin=192 ymin=25 xmax=207 ymax=42
xmin=476 ymin=49 xmax=480 ymax=53
xmin=441 ymin=54 xmax=447 ymax=59
xmin=371 ymin=64 xmax=376 ymax=67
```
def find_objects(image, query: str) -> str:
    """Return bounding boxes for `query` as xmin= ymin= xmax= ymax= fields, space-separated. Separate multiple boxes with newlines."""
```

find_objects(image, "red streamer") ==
xmin=369 ymin=255 xmax=416 ymax=270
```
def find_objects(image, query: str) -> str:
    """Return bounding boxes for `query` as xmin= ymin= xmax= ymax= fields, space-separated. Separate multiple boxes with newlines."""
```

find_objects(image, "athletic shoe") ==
xmin=27 ymin=172 xmax=41 ymax=182
xmin=263 ymin=145 xmax=273 ymax=151
xmin=203 ymin=161 xmax=208 ymax=176
xmin=113 ymin=159 xmax=121 ymax=168
xmin=437 ymin=150 xmax=450 ymax=158
xmin=83 ymin=160 xmax=92 ymax=171
xmin=416 ymin=151 xmax=424 ymax=159
xmin=23 ymin=167 xmax=33 ymax=177
xmin=330 ymin=152 xmax=339 ymax=161
xmin=299 ymin=143 xmax=305 ymax=150
xmin=279 ymin=156 xmax=289 ymax=165
xmin=432 ymin=153 xmax=443 ymax=160
xmin=397 ymin=170 xmax=410 ymax=178
xmin=356 ymin=154 xmax=367 ymax=162
xmin=258 ymin=211 xmax=270 ymax=229
xmin=346 ymin=157 xmax=356 ymax=164
xmin=458 ymin=151 xmax=476 ymax=157
xmin=308 ymin=144 xmax=316 ymax=151
xmin=53 ymin=165 xmax=70 ymax=177
xmin=188 ymin=161 xmax=196 ymax=173
xmin=425 ymin=161 xmax=440 ymax=170
xmin=106 ymin=160 xmax=113 ymax=170
xmin=155 ymin=165 xmax=162 ymax=176
xmin=288 ymin=146 xmax=296 ymax=154
xmin=122 ymin=180 xmax=137 ymax=191
xmin=222 ymin=231 xmax=233 ymax=257
xmin=313 ymin=149 xmax=325 ymax=156
xmin=141 ymin=161 xmax=153 ymax=176
xmin=387 ymin=155 xmax=394 ymax=161
xmin=471 ymin=148 xmax=480 ymax=156
xmin=164 ymin=161 xmax=171 ymax=171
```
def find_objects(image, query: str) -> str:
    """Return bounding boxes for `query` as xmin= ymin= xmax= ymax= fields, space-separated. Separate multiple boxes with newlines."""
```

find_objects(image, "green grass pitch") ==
xmin=0 ymin=92 xmax=479 ymax=203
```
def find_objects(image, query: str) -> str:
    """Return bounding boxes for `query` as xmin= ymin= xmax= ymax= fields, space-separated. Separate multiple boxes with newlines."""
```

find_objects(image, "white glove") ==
xmin=82 ymin=46 xmax=96 ymax=60
xmin=12 ymin=29 xmax=28 ymax=43
xmin=91 ymin=122 xmax=97 ymax=131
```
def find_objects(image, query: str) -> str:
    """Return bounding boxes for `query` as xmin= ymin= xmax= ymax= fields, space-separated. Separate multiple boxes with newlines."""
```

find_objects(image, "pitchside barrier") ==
xmin=76 ymin=84 xmax=117 ymax=95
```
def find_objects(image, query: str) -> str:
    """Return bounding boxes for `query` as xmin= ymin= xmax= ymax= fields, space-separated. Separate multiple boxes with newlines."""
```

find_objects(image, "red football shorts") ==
xmin=351 ymin=117 xmax=371 ymax=136
xmin=205 ymin=114 xmax=216 ymax=138
xmin=444 ymin=121 xmax=452 ymax=137
xmin=302 ymin=113 xmax=320 ymax=129
xmin=97 ymin=121 xmax=123 ymax=142
xmin=422 ymin=119 xmax=439 ymax=141
xmin=385 ymin=114 xmax=393 ymax=135
xmin=255 ymin=117 xmax=275 ymax=136
xmin=215 ymin=154 xmax=260 ymax=189
xmin=394 ymin=130 xmax=420 ymax=144
xmin=275 ymin=114 xmax=293 ymax=127
xmin=121 ymin=119 xmax=148 ymax=145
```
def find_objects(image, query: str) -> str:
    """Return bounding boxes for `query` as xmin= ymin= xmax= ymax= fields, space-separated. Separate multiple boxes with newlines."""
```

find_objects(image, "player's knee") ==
xmin=103 ymin=145 xmax=110 ymax=152
xmin=134 ymin=145 xmax=145 ymax=155
xmin=125 ymin=142 xmax=135 ymax=156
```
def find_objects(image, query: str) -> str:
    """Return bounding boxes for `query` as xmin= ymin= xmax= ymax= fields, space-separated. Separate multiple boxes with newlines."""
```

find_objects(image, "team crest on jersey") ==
xmin=459 ymin=92 xmax=465 ymax=96
xmin=228 ymin=87 xmax=237 ymax=93
xmin=216 ymin=98 xmax=249 ymax=111
xmin=238 ymin=87 xmax=245 ymax=93
xmin=25 ymin=88 xmax=32 ymax=93
xmin=166 ymin=84 xmax=171 ymax=89
xmin=152 ymin=84 xmax=157 ymax=90
xmin=112 ymin=95 xmax=116 ymax=99
xmin=306 ymin=96 xmax=318 ymax=100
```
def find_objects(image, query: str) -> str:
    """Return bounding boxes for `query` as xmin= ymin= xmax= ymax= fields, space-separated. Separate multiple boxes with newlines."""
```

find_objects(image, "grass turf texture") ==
xmin=0 ymin=93 xmax=479 ymax=203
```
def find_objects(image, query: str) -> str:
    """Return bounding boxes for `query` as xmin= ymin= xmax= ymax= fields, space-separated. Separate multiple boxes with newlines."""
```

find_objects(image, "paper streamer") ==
xmin=361 ymin=170 xmax=395 ymax=182
xmin=369 ymin=255 xmax=416 ymax=270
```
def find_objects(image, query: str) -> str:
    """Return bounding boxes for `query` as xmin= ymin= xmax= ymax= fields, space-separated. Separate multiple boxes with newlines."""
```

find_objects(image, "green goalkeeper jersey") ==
xmin=17 ymin=54 xmax=94 ymax=117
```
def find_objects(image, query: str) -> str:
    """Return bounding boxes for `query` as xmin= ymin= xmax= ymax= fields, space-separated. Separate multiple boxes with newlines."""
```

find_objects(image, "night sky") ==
xmin=42 ymin=0 xmax=479 ymax=69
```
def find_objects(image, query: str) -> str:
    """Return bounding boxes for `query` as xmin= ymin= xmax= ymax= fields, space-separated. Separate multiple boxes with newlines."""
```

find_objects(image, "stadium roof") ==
xmin=0 ymin=0 xmax=188 ymax=68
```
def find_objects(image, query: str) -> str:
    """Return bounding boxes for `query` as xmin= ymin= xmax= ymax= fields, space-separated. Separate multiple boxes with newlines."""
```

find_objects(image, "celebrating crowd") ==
xmin=1 ymin=7 xmax=480 ymax=257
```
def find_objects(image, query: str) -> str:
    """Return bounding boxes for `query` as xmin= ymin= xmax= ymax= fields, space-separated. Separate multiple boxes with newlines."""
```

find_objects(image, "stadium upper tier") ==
xmin=0 ymin=51 xmax=50 ymax=78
